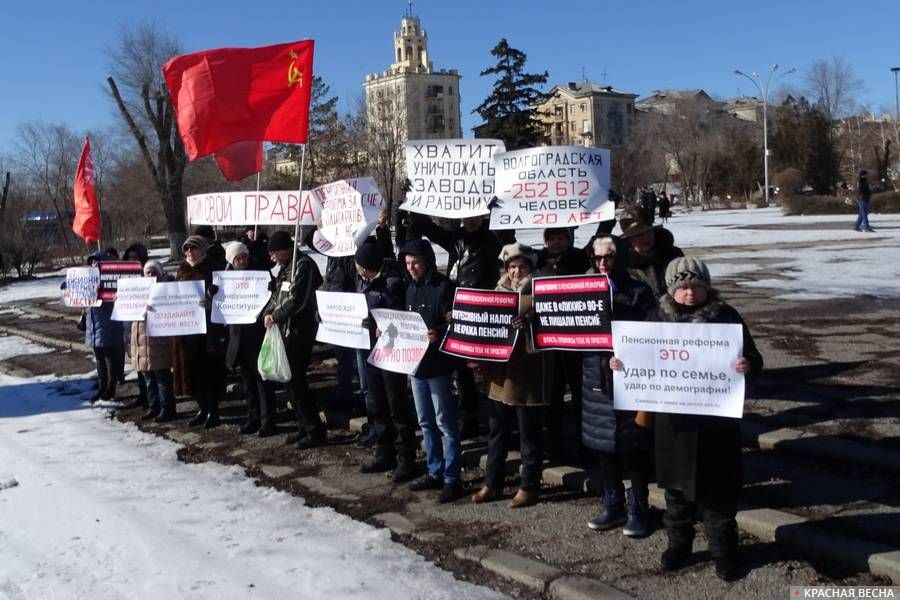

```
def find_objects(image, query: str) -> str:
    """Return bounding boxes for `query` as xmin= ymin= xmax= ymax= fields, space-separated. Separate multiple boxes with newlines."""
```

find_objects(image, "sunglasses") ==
xmin=593 ymin=254 xmax=616 ymax=261
xmin=183 ymin=245 xmax=200 ymax=252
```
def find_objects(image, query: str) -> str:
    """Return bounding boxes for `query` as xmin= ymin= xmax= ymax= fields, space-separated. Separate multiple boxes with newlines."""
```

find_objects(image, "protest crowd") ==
xmin=72 ymin=176 xmax=762 ymax=583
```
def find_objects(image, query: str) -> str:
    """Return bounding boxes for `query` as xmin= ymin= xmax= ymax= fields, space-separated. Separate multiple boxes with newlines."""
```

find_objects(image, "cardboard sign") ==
xmin=62 ymin=267 xmax=100 ymax=308
xmin=210 ymin=271 xmax=272 ymax=325
xmin=440 ymin=288 xmax=519 ymax=362
xmin=186 ymin=190 xmax=320 ymax=226
xmin=400 ymin=139 xmax=506 ymax=218
xmin=146 ymin=280 xmax=206 ymax=337
xmin=310 ymin=177 xmax=384 ymax=257
xmin=611 ymin=321 xmax=746 ymax=418
xmin=314 ymin=291 xmax=371 ymax=350
xmin=97 ymin=261 xmax=143 ymax=302
xmin=531 ymin=275 xmax=612 ymax=351
xmin=489 ymin=146 xmax=613 ymax=229
xmin=367 ymin=308 xmax=429 ymax=375
xmin=110 ymin=277 xmax=155 ymax=321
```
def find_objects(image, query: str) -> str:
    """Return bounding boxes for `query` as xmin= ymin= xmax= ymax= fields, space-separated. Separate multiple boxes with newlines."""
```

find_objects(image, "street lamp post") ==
xmin=891 ymin=67 xmax=900 ymax=150
xmin=734 ymin=64 xmax=795 ymax=205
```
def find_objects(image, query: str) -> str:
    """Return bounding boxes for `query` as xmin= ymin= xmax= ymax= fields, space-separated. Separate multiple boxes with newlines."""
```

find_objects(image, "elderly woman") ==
xmin=470 ymin=242 xmax=546 ymax=509
xmin=173 ymin=235 xmax=228 ymax=428
xmin=130 ymin=260 xmax=175 ymax=421
xmin=581 ymin=236 xmax=655 ymax=537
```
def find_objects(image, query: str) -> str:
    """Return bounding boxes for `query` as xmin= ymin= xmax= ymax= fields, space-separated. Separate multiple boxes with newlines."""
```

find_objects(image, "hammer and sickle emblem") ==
xmin=287 ymin=50 xmax=303 ymax=87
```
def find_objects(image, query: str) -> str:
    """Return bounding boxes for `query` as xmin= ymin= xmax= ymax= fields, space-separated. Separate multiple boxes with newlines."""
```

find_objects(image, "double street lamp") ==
xmin=733 ymin=64 xmax=795 ymax=205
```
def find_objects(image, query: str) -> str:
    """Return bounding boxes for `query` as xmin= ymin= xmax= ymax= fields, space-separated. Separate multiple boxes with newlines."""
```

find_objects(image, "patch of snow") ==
xmin=0 ymin=335 xmax=53 ymax=362
xmin=0 ymin=276 xmax=64 ymax=304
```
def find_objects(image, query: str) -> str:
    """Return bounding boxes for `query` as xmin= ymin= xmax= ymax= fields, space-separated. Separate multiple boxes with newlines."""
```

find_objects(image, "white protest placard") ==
xmin=310 ymin=177 xmax=384 ymax=257
xmin=489 ymin=146 xmax=613 ymax=230
xmin=62 ymin=267 xmax=101 ymax=307
xmin=186 ymin=190 xmax=320 ymax=226
xmin=111 ymin=277 xmax=155 ymax=321
xmin=211 ymin=271 xmax=272 ymax=325
xmin=314 ymin=291 xmax=371 ymax=350
xmin=146 ymin=280 xmax=206 ymax=337
xmin=367 ymin=308 xmax=429 ymax=375
xmin=612 ymin=321 xmax=745 ymax=418
xmin=400 ymin=139 xmax=506 ymax=218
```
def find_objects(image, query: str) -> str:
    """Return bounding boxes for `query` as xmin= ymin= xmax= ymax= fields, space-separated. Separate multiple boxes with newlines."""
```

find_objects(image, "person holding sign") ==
xmin=263 ymin=231 xmax=326 ymax=450
xmin=173 ymin=236 xmax=228 ymax=429
xmin=611 ymin=258 xmax=762 ymax=581
xmin=581 ymin=237 xmax=656 ymax=537
xmin=129 ymin=261 xmax=176 ymax=422
xmin=469 ymin=243 xmax=546 ymax=509
xmin=224 ymin=242 xmax=278 ymax=437
xmin=82 ymin=251 xmax=125 ymax=403
xmin=398 ymin=239 xmax=462 ymax=503
xmin=618 ymin=205 xmax=684 ymax=299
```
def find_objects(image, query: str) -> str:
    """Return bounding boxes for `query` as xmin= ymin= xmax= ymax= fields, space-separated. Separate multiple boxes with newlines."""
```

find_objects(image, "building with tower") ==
xmin=363 ymin=7 xmax=462 ymax=141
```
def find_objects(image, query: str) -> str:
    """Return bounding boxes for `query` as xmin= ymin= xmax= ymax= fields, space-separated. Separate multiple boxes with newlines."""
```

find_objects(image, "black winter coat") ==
xmin=651 ymin=292 xmax=764 ymax=505
xmin=356 ymin=260 xmax=406 ymax=346
xmin=626 ymin=227 xmax=683 ymax=298
xmin=398 ymin=239 xmax=456 ymax=378
xmin=225 ymin=266 xmax=273 ymax=370
xmin=409 ymin=215 xmax=501 ymax=290
xmin=581 ymin=243 xmax=656 ymax=453
xmin=264 ymin=254 xmax=323 ymax=339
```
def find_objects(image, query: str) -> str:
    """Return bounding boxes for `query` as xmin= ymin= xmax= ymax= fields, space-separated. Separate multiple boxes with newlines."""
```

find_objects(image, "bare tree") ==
xmin=359 ymin=94 xmax=408 ymax=225
xmin=611 ymin=115 xmax=667 ymax=201
xmin=804 ymin=57 xmax=865 ymax=120
xmin=106 ymin=22 xmax=188 ymax=258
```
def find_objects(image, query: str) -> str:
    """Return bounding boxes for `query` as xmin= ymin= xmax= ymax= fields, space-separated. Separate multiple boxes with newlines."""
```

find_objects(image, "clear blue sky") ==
xmin=1 ymin=0 xmax=898 ymax=153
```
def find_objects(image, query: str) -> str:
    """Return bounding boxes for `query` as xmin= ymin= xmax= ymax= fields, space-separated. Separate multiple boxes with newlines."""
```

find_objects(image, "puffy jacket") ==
xmin=84 ymin=301 xmax=124 ymax=348
xmin=409 ymin=215 xmax=501 ymax=290
xmin=398 ymin=239 xmax=456 ymax=378
xmin=357 ymin=260 xmax=406 ymax=347
xmin=581 ymin=239 xmax=656 ymax=453
xmin=264 ymin=253 xmax=323 ymax=338
xmin=130 ymin=320 xmax=173 ymax=371
xmin=625 ymin=227 xmax=683 ymax=299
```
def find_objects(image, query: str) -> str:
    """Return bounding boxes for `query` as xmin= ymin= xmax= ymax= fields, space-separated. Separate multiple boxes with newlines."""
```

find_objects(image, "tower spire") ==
xmin=406 ymin=0 xmax=414 ymax=17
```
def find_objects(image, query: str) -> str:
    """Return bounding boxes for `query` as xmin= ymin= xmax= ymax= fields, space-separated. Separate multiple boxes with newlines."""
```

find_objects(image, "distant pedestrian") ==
xmin=130 ymin=261 xmax=176 ymax=422
xmin=657 ymin=192 xmax=671 ymax=223
xmin=854 ymin=170 xmax=875 ymax=232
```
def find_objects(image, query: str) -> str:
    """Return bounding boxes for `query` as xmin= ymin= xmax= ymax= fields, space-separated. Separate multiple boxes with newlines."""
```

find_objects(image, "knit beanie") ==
xmin=354 ymin=242 xmax=383 ymax=272
xmin=225 ymin=241 xmax=250 ymax=265
xmin=665 ymin=257 xmax=711 ymax=295
xmin=267 ymin=230 xmax=294 ymax=252
xmin=143 ymin=260 xmax=166 ymax=278
xmin=181 ymin=235 xmax=209 ymax=255
xmin=498 ymin=242 xmax=538 ymax=269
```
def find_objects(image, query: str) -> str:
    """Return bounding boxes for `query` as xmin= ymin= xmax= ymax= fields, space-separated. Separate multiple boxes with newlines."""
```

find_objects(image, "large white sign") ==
xmin=146 ymin=280 xmax=206 ymax=337
xmin=310 ymin=178 xmax=384 ymax=257
xmin=314 ymin=291 xmax=371 ymax=350
xmin=489 ymin=146 xmax=613 ymax=230
xmin=400 ymin=139 xmax=506 ymax=218
xmin=111 ymin=277 xmax=155 ymax=321
xmin=367 ymin=308 xmax=429 ymax=376
xmin=612 ymin=321 xmax=745 ymax=419
xmin=211 ymin=271 xmax=272 ymax=325
xmin=186 ymin=191 xmax=320 ymax=226
xmin=62 ymin=267 xmax=100 ymax=307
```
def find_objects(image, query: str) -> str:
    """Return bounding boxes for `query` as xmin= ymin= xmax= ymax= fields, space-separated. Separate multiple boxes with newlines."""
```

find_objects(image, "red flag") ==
xmin=214 ymin=140 xmax=263 ymax=182
xmin=72 ymin=137 xmax=101 ymax=243
xmin=162 ymin=40 xmax=314 ymax=160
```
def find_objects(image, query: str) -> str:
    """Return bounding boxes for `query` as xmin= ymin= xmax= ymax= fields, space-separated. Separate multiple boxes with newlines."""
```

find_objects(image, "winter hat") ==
xmin=143 ymin=260 xmax=166 ymax=278
xmin=618 ymin=204 xmax=653 ymax=239
xmin=225 ymin=241 xmax=249 ymax=265
xmin=193 ymin=224 xmax=216 ymax=241
xmin=181 ymin=235 xmax=209 ymax=255
xmin=665 ymin=257 xmax=711 ymax=294
xmin=542 ymin=227 xmax=575 ymax=245
xmin=354 ymin=242 xmax=383 ymax=272
xmin=267 ymin=230 xmax=294 ymax=252
xmin=498 ymin=242 xmax=538 ymax=269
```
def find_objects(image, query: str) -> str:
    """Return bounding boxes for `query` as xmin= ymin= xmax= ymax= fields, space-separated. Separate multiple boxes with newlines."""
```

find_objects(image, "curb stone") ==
xmin=373 ymin=512 xmax=417 ymax=536
xmin=258 ymin=464 xmax=295 ymax=479
xmin=293 ymin=476 xmax=360 ymax=502
xmin=549 ymin=575 xmax=634 ymax=600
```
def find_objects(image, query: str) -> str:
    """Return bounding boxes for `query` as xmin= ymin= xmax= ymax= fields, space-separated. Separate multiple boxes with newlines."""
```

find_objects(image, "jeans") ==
xmin=855 ymin=198 xmax=871 ymax=230
xmin=355 ymin=349 xmax=370 ymax=416
xmin=410 ymin=374 xmax=460 ymax=484
xmin=485 ymin=401 xmax=544 ymax=491
xmin=144 ymin=369 xmax=174 ymax=415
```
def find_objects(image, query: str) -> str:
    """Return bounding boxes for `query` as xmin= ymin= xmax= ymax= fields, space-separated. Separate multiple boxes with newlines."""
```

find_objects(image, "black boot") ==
xmin=392 ymin=454 xmax=418 ymax=483
xmin=360 ymin=453 xmax=397 ymax=474
xmin=296 ymin=429 xmax=326 ymax=450
xmin=257 ymin=422 xmax=278 ymax=438
xmin=154 ymin=409 xmax=176 ymax=423
xmin=140 ymin=408 xmax=160 ymax=421
xmin=239 ymin=420 xmax=260 ymax=435
xmin=204 ymin=405 xmax=220 ymax=429
xmin=188 ymin=410 xmax=207 ymax=427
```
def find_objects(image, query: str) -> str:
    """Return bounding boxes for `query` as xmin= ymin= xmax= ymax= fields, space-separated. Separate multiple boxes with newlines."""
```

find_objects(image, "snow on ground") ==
xmin=0 ymin=370 xmax=505 ymax=600
xmin=0 ymin=335 xmax=52 ymax=362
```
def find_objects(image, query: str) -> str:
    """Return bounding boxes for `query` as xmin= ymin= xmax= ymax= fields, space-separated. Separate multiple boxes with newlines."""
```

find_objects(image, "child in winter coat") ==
xmin=130 ymin=260 xmax=176 ymax=421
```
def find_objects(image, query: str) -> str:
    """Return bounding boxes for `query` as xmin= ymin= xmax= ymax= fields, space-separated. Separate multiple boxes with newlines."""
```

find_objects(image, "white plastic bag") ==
xmin=257 ymin=326 xmax=292 ymax=383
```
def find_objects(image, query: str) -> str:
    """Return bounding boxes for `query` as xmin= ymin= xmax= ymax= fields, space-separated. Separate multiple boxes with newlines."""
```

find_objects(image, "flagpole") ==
xmin=253 ymin=169 xmax=261 ymax=239
xmin=290 ymin=143 xmax=307 ymax=282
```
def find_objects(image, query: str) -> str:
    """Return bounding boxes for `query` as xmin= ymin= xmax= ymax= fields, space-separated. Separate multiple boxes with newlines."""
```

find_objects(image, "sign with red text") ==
xmin=314 ymin=291 xmax=371 ymax=349
xmin=400 ymin=139 xmax=506 ymax=218
xmin=98 ymin=261 xmax=143 ymax=301
xmin=62 ymin=267 xmax=101 ymax=308
xmin=111 ymin=277 xmax=155 ymax=321
xmin=440 ymin=288 xmax=519 ymax=361
xmin=146 ymin=280 xmax=206 ymax=337
xmin=612 ymin=321 xmax=745 ymax=418
xmin=490 ymin=146 xmax=612 ymax=230
xmin=211 ymin=271 xmax=272 ymax=325
xmin=531 ymin=275 xmax=612 ymax=351
xmin=310 ymin=177 xmax=384 ymax=257
xmin=186 ymin=190 xmax=320 ymax=226
xmin=367 ymin=308 xmax=429 ymax=376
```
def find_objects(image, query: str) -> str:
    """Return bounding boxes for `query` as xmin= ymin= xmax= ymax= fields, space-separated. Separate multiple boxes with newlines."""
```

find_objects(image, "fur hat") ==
xmin=267 ymin=230 xmax=294 ymax=253
xmin=354 ymin=241 xmax=383 ymax=271
xmin=618 ymin=204 xmax=654 ymax=239
xmin=499 ymin=242 xmax=538 ymax=269
xmin=665 ymin=257 xmax=711 ymax=294
xmin=193 ymin=225 xmax=216 ymax=241
xmin=181 ymin=235 xmax=209 ymax=255
xmin=225 ymin=241 xmax=249 ymax=265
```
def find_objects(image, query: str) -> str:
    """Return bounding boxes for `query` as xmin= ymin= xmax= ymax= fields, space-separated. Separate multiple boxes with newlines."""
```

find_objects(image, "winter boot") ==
xmin=588 ymin=486 xmax=626 ymax=530
xmin=239 ymin=420 xmax=260 ymax=435
xmin=203 ymin=404 xmax=220 ymax=429
xmin=623 ymin=487 xmax=651 ymax=538
xmin=141 ymin=408 xmax=160 ymax=421
xmin=360 ymin=452 xmax=397 ymax=474
xmin=391 ymin=455 xmax=418 ymax=483
xmin=661 ymin=530 xmax=694 ymax=572
xmin=188 ymin=410 xmax=207 ymax=427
